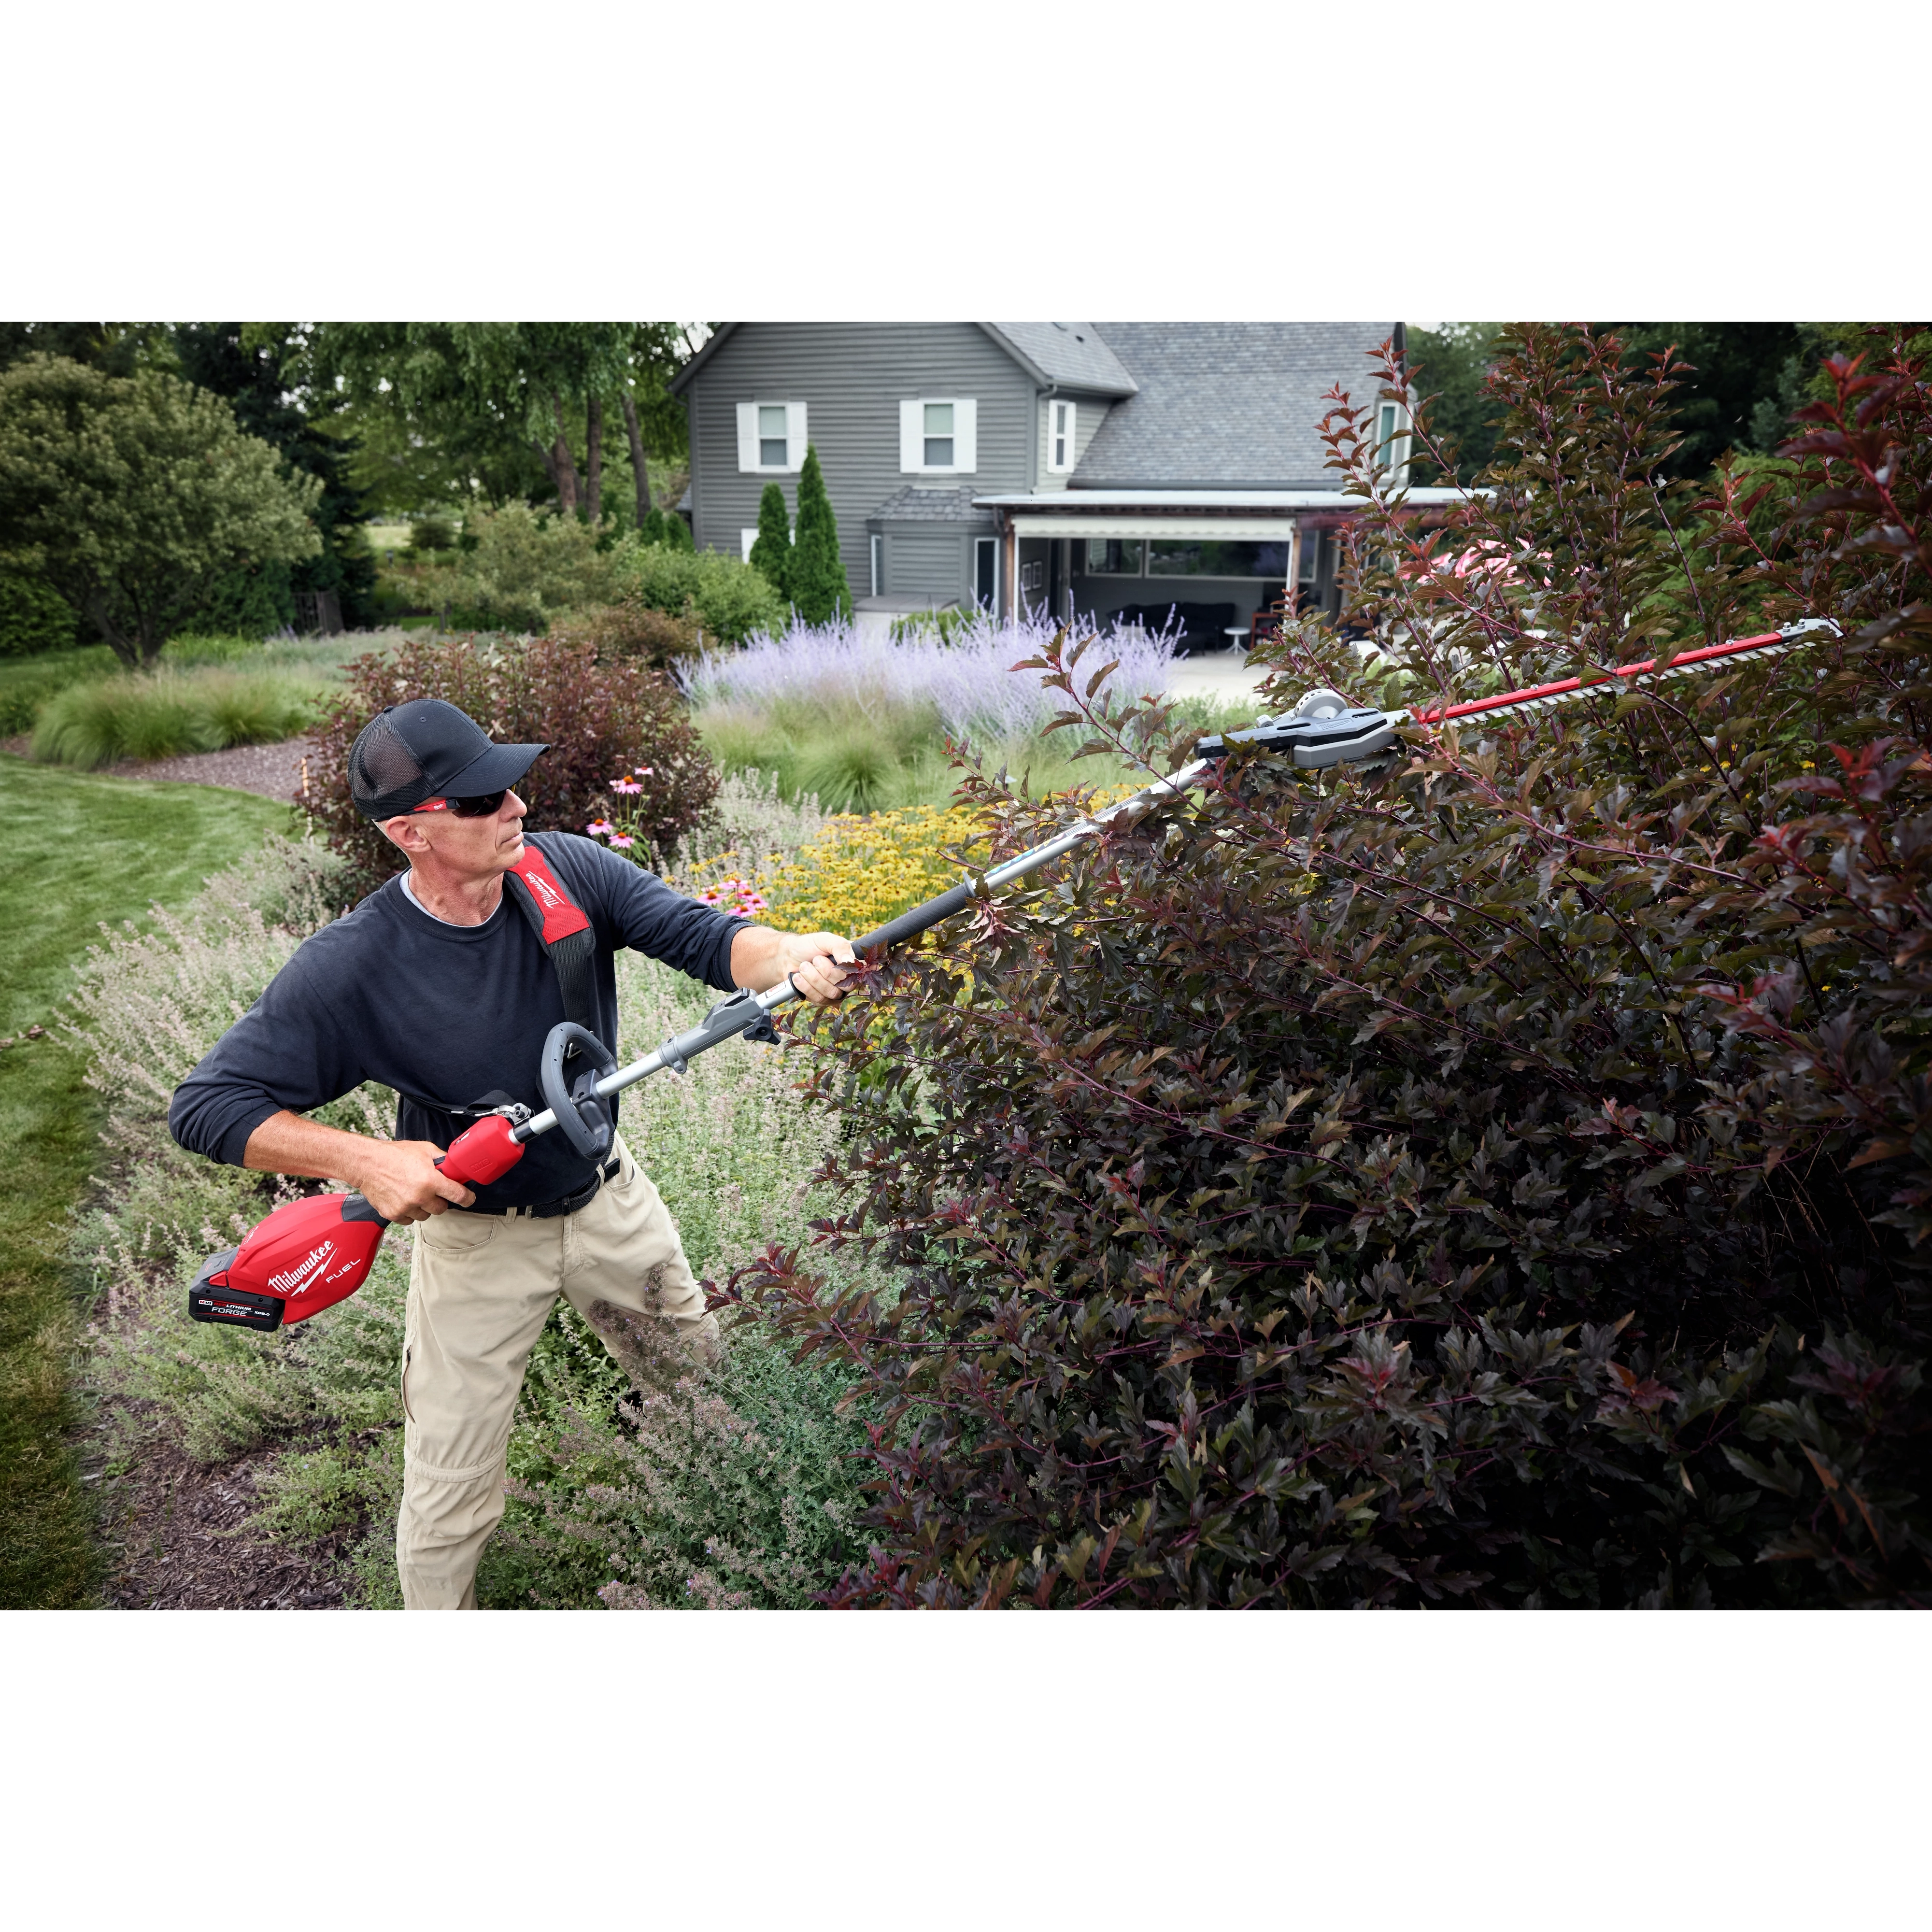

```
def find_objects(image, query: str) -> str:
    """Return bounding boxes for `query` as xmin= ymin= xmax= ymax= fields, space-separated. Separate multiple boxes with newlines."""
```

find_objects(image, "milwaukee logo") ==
xmin=269 ymin=1241 xmax=337 ymax=1295
xmin=528 ymin=872 xmax=563 ymax=909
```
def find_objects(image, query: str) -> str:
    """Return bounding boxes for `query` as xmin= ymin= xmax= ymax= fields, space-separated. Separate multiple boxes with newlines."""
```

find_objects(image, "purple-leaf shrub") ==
xmin=304 ymin=633 xmax=719 ymax=901
xmin=729 ymin=325 xmax=1932 ymax=1609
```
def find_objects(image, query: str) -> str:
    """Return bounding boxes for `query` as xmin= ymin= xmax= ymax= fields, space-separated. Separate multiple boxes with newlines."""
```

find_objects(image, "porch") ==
xmin=976 ymin=488 xmax=1469 ymax=653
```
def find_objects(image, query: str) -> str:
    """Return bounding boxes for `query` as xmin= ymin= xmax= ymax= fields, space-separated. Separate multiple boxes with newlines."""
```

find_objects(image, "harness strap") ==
xmin=502 ymin=845 xmax=598 ymax=1034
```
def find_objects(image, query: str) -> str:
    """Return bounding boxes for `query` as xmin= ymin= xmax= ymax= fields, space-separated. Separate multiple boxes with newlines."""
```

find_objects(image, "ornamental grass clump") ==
xmin=737 ymin=324 xmax=1932 ymax=1609
xmin=30 ymin=665 xmax=326 ymax=767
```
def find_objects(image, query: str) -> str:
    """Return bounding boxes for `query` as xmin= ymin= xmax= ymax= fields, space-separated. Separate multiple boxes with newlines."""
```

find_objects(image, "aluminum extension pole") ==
xmin=511 ymin=614 xmax=1845 ymax=1145
xmin=511 ymin=757 xmax=1216 ymax=1142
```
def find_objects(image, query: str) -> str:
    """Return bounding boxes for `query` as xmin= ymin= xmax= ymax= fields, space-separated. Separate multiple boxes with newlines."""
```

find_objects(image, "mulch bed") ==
xmin=92 ymin=1423 xmax=355 ymax=1612
xmin=1 ymin=734 xmax=320 ymax=805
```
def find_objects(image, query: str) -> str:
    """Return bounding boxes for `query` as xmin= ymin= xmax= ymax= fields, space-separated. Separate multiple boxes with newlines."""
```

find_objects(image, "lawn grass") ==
xmin=0 ymin=755 xmax=295 ymax=1606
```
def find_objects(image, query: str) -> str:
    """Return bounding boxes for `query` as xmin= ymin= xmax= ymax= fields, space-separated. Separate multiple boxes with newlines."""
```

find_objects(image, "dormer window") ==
xmin=1376 ymin=400 xmax=1411 ymax=487
xmin=1047 ymin=399 xmax=1077 ymax=474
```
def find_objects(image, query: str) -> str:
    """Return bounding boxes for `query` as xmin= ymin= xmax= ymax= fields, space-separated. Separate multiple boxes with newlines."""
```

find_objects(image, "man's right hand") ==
xmin=242 ymin=1111 xmax=476 ymax=1223
xmin=350 ymin=1138 xmax=478 ymax=1224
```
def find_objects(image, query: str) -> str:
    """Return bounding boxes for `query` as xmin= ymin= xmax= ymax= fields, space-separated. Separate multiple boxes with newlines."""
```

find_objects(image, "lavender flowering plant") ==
xmin=678 ymin=610 xmax=1176 ymax=742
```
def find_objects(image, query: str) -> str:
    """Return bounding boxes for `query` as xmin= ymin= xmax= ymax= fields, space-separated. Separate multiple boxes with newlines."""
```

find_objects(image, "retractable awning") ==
xmin=1007 ymin=514 xmax=1299 ymax=540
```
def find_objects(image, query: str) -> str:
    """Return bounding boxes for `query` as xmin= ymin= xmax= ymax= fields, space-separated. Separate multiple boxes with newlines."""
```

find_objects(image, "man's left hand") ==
xmin=777 ymin=931 xmax=857 ymax=1005
xmin=729 ymin=924 xmax=858 ymax=1004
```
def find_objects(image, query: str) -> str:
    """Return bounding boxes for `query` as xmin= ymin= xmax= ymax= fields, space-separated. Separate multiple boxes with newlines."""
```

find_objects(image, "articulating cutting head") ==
xmin=1196 ymin=686 xmax=1401 ymax=770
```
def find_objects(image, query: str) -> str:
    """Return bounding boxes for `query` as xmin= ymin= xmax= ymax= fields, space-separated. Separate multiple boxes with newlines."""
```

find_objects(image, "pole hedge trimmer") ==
xmin=188 ymin=618 xmax=1838 ymax=1332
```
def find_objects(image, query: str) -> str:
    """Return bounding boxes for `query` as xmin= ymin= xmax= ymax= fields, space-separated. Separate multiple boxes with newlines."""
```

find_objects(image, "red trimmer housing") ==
xmin=189 ymin=1192 xmax=389 ymax=1332
xmin=187 ymin=1112 xmax=528 ymax=1330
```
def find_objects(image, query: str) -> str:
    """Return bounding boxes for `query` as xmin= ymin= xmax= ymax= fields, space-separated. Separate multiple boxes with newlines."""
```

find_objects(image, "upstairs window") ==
xmin=1047 ymin=399 xmax=1077 ymax=473
xmin=735 ymin=401 xmax=806 ymax=473
xmin=924 ymin=402 xmax=954 ymax=467
xmin=899 ymin=398 xmax=978 ymax=474
xmin=758 ymin=404 xmax=787 ymax=466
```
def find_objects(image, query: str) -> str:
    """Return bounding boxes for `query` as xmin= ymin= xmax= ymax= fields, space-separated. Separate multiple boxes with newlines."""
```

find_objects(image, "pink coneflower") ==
xmin=585 ymin=819 xmax=614 ymax=838
xmin=609 ymin=833 xmax=634 ymax=849
xmin=610 ymin=777 xmax=642 ymax=795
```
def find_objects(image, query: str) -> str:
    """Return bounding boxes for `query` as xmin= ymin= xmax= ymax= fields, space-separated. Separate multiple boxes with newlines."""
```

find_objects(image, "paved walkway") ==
xmin=0 ymin=735 xmax=318 ymax=804
xmin=1167 ymin=648 xmax=1271 ymax=710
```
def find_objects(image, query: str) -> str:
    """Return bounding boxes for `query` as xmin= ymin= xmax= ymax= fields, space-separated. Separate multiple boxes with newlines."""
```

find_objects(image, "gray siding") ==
xmin=684 ymin=323 xmax=1036 ymax=603
xmin=886 ymin=533 xmax=966 ymax=602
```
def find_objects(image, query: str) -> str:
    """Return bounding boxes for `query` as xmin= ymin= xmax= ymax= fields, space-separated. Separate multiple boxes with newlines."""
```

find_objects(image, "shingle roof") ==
xmin=1072 ymin=323 xmax=1401 ymax=489
xmin=985 ymin=323 xmax=1138 ymax=395
xmin=867 ymin=486 xmax=992 ymax=525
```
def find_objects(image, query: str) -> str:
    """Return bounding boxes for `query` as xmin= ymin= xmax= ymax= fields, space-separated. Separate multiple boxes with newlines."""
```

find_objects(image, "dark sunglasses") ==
xmin=410 ymin=790 xmax=508 ymax=819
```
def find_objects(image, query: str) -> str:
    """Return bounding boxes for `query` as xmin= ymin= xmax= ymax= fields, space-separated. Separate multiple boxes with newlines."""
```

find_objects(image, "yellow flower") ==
xmin=767 ymin=805 xmax=991 ymax=938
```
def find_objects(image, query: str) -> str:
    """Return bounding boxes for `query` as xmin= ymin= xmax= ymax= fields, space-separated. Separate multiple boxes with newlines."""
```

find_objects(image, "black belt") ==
xmin=458 ymin=1155 xmax=620 ymax=1220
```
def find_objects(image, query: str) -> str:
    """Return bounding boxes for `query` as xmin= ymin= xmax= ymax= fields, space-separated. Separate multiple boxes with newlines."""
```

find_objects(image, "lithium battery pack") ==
xmin=187 ymin=1246 xmax=285 ymax=1331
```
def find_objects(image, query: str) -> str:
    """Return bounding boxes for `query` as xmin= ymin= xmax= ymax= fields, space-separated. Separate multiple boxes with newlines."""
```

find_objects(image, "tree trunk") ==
xmin=84 ymin=588 xmax=142 ymax=670
xmin=531 ymin=436 xmax=559 ymax=497
xmin=620 ymin=391 xmax=652 ymax=522
xmin=549 ymin=392 xmax=580 ymax=517
xmin=585 ymin=395 xmax=603 ymax=526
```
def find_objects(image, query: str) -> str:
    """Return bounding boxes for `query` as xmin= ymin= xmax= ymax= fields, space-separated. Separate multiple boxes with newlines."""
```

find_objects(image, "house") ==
xmin=668 ymin=322 xmax=1466 ymax=648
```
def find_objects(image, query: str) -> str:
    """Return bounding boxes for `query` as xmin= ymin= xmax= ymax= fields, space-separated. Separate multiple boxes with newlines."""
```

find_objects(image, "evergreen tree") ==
xmin=172 ymin=324 xmax=378 ymax=626
xmin=1591 ymin=322 xmax=1805 ymax=476
xmin=747 ymin=481 xmax=792 ymax=599
xmin=787 ymin=445 xmax=850 ymax=624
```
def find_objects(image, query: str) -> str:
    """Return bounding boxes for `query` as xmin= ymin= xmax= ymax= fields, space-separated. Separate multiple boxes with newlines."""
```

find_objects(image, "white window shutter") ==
xmin=954 ymin=398 xmax=977 ymax=473
xmin=786 ymin=401 xmax=808 ymax=471
xmin=741 ymin=528 xmax=758 ymax=562
xmin=900 ymin=400 xmax=922 ymax=472
xmin=736 ymin=402 xmax=759 ymax=473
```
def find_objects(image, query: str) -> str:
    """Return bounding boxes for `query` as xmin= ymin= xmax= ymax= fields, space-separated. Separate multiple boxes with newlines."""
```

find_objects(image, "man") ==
xmin=170 ymin=697 xmax=853 ymax=1609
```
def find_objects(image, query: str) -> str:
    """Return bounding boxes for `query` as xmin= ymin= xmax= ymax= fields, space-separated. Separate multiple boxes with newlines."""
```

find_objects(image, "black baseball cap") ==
xmin=348 ymin=699 xmax=548 ymax=821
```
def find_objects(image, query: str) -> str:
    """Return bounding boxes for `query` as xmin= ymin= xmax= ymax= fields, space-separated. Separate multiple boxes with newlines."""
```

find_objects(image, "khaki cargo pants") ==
xmin=397 ymin=1134 xmax=716 ymax=1610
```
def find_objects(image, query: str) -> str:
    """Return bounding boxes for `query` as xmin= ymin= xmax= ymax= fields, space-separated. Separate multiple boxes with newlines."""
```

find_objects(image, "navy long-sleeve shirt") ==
xmin=168 ymin=832 xmax=741 ymax=1211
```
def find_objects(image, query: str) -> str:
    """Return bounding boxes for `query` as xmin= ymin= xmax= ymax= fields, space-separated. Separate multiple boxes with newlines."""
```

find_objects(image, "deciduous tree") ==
xmin=0 ymin=355 xmax=320 ymax=668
